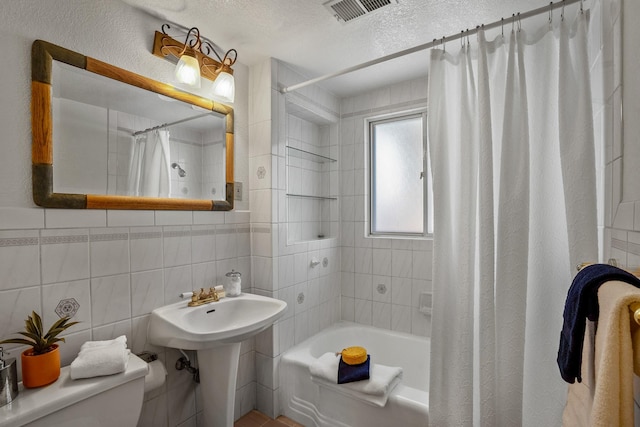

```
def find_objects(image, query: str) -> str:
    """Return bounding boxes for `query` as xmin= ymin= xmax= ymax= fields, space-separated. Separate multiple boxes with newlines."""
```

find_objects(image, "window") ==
xmin=367 ymin=110 xmax=432 ymax=237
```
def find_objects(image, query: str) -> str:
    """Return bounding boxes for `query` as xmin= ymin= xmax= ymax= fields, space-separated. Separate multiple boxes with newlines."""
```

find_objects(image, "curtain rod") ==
xmin=280 ymin=0 xmax=583 ymax=94
xmin=132 ymin=112 xmax=213 ymax=136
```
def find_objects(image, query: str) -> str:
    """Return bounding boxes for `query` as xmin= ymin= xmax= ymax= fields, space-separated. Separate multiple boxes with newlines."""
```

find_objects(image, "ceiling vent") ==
xmin=324 ymin=0 xmax=397 ymax=23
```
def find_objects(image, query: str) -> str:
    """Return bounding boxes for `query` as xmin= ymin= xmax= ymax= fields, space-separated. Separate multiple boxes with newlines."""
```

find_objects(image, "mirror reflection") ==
xmin=52 ymin=62 xmax=226 ymax=200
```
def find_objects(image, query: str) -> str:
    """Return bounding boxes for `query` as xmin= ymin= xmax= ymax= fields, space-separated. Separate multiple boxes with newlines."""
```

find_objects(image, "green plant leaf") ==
xmin=32 ymin=311 xmax=44 ymax=337
xmin=0 ymin=338 xmax=34 ymax=347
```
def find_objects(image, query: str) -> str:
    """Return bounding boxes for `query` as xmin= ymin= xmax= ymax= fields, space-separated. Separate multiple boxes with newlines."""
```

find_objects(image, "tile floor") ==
xmin=234 ymin=410 xmax=305 ymax=427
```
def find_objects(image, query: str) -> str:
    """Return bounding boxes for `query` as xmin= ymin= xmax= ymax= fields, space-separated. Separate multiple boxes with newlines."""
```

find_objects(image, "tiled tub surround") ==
xmin=248 ymin=59 xmax=343 ymax=417
xmin=0 ymin=208 xmax=254 ymax=426
xmin=338 ymin=76 xmax=433 ymax=337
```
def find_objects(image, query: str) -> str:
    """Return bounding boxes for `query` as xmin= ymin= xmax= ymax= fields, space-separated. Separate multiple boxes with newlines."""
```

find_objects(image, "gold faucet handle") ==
xmin=198 ymin=288 xmax=207 ymax=300
xmin=209 ymin=287 xmax=219 ymax=301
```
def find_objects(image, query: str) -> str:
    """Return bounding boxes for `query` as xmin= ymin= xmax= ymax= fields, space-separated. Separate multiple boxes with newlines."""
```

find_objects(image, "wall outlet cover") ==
xmin=234 ymin=182 xmax=243 ymax=201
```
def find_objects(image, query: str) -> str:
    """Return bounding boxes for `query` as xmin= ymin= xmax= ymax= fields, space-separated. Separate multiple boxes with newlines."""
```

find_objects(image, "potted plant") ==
xmin=0 ymin=311 xmax=78 ymax=388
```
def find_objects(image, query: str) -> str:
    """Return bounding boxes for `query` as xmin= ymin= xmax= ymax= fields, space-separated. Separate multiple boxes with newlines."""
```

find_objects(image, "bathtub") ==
xmin=279 ymin=321 xmax=429 ymax=427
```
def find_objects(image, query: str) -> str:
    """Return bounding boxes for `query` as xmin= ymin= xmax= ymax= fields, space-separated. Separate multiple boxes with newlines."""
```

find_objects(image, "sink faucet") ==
xmin=188 ymin=287 xmax=219 ymax=307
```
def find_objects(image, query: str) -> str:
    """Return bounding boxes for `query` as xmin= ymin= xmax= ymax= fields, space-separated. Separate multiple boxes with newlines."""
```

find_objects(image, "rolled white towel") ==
xmin=70 ymin=336 xmax=130 ymax=380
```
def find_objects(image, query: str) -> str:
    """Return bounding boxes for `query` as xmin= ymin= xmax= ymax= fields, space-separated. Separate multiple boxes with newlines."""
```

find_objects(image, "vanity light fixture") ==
xmin=152 ymin=24 xmax=238 ymax=103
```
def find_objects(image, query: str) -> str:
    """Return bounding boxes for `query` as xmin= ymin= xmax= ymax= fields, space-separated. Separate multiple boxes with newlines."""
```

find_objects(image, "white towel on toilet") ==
xmin=70 ymin=335 xmax=130 ymax=380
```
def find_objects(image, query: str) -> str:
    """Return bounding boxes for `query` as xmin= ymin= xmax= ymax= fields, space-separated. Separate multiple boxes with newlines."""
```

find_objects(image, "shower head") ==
xmin=171 ymin=162 xmax=187 ymax=177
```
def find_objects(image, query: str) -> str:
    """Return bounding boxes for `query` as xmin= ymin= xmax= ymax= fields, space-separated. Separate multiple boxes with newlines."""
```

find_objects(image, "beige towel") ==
xmin=563 ymin=280 xmax=640 ymax=426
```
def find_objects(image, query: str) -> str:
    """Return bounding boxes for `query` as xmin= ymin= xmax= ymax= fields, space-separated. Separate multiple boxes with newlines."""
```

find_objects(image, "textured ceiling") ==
xmin=120 ymin=0 xmax=577 ymax=96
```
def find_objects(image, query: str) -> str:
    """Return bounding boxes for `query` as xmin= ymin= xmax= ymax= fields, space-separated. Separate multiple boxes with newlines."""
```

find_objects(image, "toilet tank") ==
xmin=0 ymin=354 xmax=148 ymax=427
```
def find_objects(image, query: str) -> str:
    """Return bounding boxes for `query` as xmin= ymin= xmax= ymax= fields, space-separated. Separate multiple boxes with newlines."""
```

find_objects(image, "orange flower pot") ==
xmin=21 ymin=344 xmax=60 ymax=388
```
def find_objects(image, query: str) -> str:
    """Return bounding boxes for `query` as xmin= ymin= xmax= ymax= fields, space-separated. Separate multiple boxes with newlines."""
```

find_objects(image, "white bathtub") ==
xmin=279 ymin=321 xmax=429 ymax=427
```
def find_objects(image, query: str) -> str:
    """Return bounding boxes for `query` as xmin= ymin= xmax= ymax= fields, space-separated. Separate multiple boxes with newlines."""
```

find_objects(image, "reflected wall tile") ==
xmin=90 ymin=274 xmax=131 ymax=326
xmin=163 ymin=226 xmax=192 ymax=267
xmin=41 ymin=229 xmax=89 ymax=284
xmin=41 ymin=279 xmax=91 ymax=332
xmin=0 ymin=286 xmax=41 ymax=350
xmin=130 ymin=227 xmax=163 ymax=272
xmin=90 ymin=228 xmax=129 ymax=277
xmin=0 ymin=230 xmax=40 ymax=291
xmin=131 ymin=270 xmax=165 ymax=316
xmin=191 ymin=226 xmax=216 ymax=264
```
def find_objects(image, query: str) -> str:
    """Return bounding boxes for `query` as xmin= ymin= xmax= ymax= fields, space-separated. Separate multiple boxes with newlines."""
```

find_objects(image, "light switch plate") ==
xmin=234 ymin=182 xmax=243 ymax=201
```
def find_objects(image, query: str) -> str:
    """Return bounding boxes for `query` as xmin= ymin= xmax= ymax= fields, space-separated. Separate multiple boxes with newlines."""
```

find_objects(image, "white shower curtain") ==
xmin=127 ymin=129 xmax=172 ymax=197
xmin=428 ymin=11 xmax=597 ymax=427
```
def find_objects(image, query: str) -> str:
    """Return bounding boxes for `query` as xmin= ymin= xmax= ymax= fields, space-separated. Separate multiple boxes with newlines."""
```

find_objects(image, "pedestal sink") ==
xmin=148 ymin=293 xmax=287 ymax=427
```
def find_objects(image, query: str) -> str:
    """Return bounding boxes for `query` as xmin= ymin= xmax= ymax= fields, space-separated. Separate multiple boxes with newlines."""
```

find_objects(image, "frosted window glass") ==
xmin=371 ymin=116 xmax=424 ymax=234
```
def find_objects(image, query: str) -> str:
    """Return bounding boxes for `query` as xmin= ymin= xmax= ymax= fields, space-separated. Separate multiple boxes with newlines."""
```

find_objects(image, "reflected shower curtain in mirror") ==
xmin=127 ymin=129 xmax=171 ymax=197
xmin=428 ymin=11 xmax=597 ymax=427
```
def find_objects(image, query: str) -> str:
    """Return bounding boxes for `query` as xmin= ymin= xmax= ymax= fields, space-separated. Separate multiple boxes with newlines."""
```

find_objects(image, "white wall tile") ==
xmin=45 ymin=209 xmax=106 ymax=229
xmin=90 ymin=228 xmax=129 ymax=277
xmin=0 ymin=230 xmax=40 ymax=291
xmin=90 ymin=274 xmax=131 ymax=326
xmin=0 ymin=287 xmax=41 ymax=350
xmin=131 ymin=270 xmax=165 ymax=317
xmin=107 ymin=210 xmax=154 ymax=227
xmin=41 ymin=279 xmax=91 ymax=332
xmin=40 ymin=229 xmax=89 ymax=284
xmin=130 ymin=227 xmax=163 ymax=272
xmin=0 ymin=208 xmax=44 ymax=229
xmin=163 ymin=226 xmax=192 ymax=267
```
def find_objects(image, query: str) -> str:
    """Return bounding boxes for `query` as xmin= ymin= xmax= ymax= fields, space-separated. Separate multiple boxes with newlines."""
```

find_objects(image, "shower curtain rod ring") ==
xmin=461 ymin=30 xmax=465 ymax=48
xmin=501 ymin=17 xmax=504 ymax=38
xmin=561 ymin=0 xmax=566 ymax=21
xmin=441 ymin=36 xmax=445 ymax=51
xmin=549 ymin=2 xmax=553 ymax=26
xmin=517 ymin=12 xmax=522 ymax=31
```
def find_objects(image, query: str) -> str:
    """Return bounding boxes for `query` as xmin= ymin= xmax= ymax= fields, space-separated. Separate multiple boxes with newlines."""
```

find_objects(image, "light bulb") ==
xmin=211 ymin=71 xmax=235 ymax=103
xmin=174 ymin=54 xmax=201 ymax=88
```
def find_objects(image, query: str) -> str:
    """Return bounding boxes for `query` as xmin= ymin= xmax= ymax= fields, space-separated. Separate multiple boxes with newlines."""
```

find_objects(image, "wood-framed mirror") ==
xmin=31 ymin=40 xmax=234 ymax=210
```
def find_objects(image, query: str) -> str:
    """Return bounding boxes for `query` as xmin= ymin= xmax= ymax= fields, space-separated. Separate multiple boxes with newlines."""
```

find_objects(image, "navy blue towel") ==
xmin=338 ymin=355 xmax=370 ymax=384
xmin=558 ymin=264 xmax=640 ymax=383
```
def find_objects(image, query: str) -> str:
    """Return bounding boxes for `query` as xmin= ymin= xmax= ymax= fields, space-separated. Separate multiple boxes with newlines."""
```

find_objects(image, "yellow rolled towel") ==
xmin=340 ymin=346 xmax=368 ymax=365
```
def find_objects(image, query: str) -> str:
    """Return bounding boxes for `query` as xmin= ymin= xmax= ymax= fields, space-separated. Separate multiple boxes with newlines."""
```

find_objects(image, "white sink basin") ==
xmin=148 ymin=293 xmax=287 ymax=350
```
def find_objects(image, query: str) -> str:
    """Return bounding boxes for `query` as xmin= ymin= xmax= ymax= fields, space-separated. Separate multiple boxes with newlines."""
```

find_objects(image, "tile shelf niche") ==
xmin=286 ymin=145 xmax=336 ymax=164
xmin=284 ymin=93 xmax=338 ymax=243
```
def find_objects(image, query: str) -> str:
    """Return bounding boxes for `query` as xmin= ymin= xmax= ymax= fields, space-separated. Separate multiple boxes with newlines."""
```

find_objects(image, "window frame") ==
xmin=365 ymin=108 xmax=431 ymax=239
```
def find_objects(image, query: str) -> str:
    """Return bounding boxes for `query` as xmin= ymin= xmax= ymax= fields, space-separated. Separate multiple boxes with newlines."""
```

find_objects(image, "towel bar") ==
xmin=577 ymin=262 xmax=640 ymax=326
